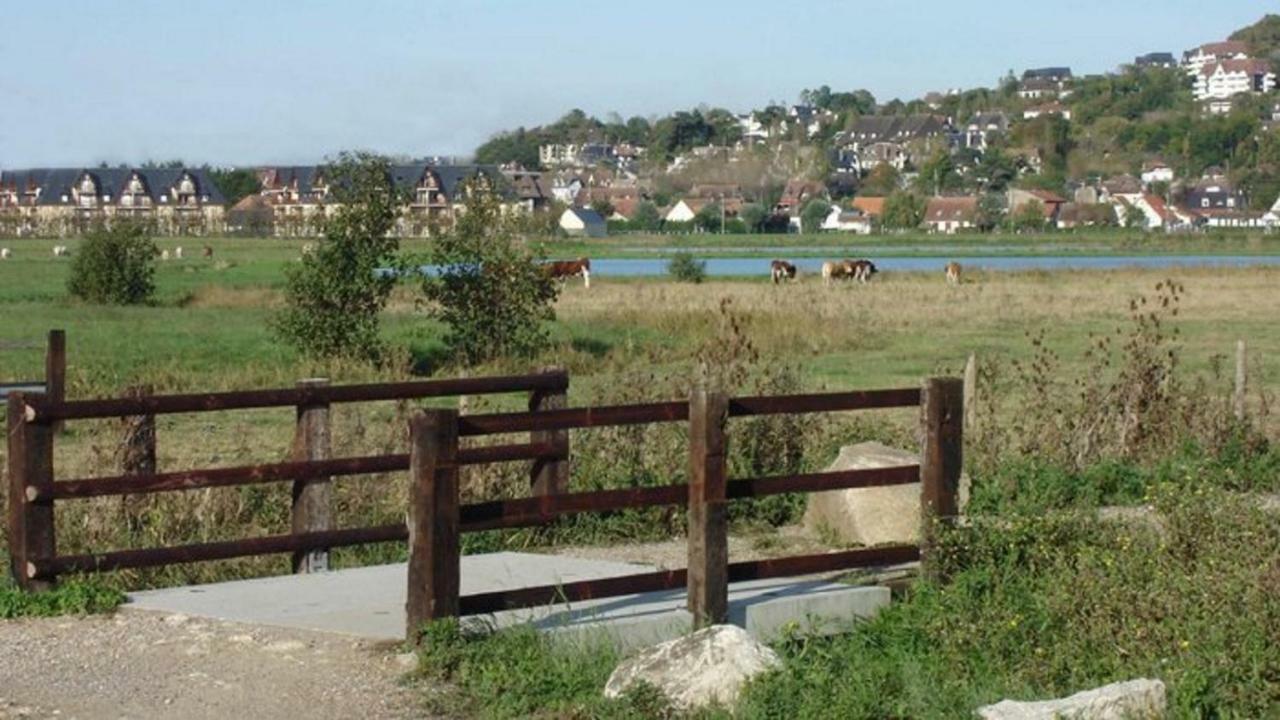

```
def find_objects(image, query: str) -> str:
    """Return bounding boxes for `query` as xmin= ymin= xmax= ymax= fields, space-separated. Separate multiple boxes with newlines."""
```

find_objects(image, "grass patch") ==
xmin=0 ymin=575 xmax=125 ymax=619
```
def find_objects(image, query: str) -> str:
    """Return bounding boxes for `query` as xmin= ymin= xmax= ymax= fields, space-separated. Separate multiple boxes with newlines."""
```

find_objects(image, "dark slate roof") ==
xmin=0 ymin=167 xmax=225 ymax=206
xmin=568 ymin=207 xmax=606 ymax=226
xmin=1022 ymin=67 xmax=1072 ymax=80
xmin=1135 ymin=52 xmax=1175 ymax=65
xmin=840 ymin=115 xmax=951 ymax=145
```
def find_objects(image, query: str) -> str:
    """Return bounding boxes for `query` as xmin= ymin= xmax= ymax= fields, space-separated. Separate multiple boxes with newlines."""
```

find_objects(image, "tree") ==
xmin=694 ymin=202 xmax=723 ymax=233
xmin=739 ymin=203 xmax=768 ymax=233
xmin=860 ymin=164 xmax=901 ymax=196
xmin=1123 ymin=202 xmax=1149 ymax=229
xmin=914 ymin=150 xmax=961 ymax=194
xmin=420 ymin=183 xmax=559 ymax=365
xmin=881 ymin=191 xmax=927 ymax=229
xmin=590 ymin=199 xmax=614 ymax=219
xmin=975 ymin=193 xmax=1006 ymax=231
xmin=67 ymin=221 xmax=157 ymax=305
xmin=208 ymin=167 xmax=261 ymax=207
xmin=273 ymin=152 xmax=403 ymax=363
xmin=474 ymin=127 xmax=542 ymax=168
xmin=800 ymin=199 xmax=831 ymax=233
xmin=1010 ymin=200 xmax=1047 ymax=231
xmin=630 ymin=200 xmax=661 ymax=231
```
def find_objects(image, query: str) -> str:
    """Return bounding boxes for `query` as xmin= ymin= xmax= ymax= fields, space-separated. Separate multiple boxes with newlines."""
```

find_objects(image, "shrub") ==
xmin=420 ymin=181 xmax=559 ymax=365
xmin=272 ymin=152 xmax=402 ymax=363
xmin=67 ymin=221 xmax=157 ymax=304
xmin=667 ymin=252 xmax=706 ymax=283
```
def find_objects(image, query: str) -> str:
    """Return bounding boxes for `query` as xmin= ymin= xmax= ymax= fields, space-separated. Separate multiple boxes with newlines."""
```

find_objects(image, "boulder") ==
xmin=977 ymin=679 xmax=1167 ymax=719
xmin=603 ymin=624 xmax=780 ymax=711
xmin=805 ymin=441 xmax=967 ymax=546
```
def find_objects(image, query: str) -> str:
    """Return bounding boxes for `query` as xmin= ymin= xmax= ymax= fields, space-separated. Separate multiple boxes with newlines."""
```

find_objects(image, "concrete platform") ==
xmin=127 ymin=551 xmax=891 ymax=649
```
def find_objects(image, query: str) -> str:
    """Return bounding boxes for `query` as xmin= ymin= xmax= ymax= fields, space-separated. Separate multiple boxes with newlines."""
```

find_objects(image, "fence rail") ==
xmin=5 ymin=348 xmax=960 ymax=643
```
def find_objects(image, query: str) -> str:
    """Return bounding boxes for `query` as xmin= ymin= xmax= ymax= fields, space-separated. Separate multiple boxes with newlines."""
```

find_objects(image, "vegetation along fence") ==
xmin=6 ymin=361 xmax=962 ymax=643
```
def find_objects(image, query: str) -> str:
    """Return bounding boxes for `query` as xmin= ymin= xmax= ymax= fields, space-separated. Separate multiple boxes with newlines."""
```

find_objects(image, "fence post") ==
xmin=7 ymin=393 xmax=56 ymax=591
xmin=919 ymin=377 xmax=963 ymax=583
xmin=963 ymin=352 xmax=977 ymax=432
xmin=1234 ymin=340 xmax=1247 ymax=422
xmin=119 ymin=385 xmax=156 ymax=476
xmin=529 ymin=367 xmax=570 ymax=496
xmin=687 ymin=388 xmax=729 ymax=627
xmin=406 ymin=409 xmax=461 ymax=642
xmin=292 ymin=378 xmax=332 ymax=574
xmin=45 ymin=330 xmax=65 ymax=434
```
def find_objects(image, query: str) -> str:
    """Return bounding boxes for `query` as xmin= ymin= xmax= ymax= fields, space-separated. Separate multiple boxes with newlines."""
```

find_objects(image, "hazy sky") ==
xmin=1 ymin=0 xmax=1273 ymax=167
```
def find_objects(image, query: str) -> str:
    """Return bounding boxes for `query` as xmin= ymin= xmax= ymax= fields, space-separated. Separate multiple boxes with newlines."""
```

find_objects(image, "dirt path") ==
xmin=0 ymin=610 xmax=427 ymax=720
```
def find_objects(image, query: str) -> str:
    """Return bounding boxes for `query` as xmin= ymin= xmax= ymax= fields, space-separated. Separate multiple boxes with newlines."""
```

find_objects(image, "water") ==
xmin=585 ymin=255 xmax=1280 ymax=277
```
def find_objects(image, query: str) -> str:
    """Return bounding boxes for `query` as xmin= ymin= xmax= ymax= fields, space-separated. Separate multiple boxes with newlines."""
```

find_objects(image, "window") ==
xmin=1202 ymin=198 xmax=1210 ymax=208
xmin=1227 ymin=197 xmax=1235 ymax=208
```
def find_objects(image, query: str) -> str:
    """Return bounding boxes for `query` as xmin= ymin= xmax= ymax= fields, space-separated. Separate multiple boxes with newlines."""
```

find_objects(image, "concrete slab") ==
xmin=127 ymin=551 xmax=892 ymax=648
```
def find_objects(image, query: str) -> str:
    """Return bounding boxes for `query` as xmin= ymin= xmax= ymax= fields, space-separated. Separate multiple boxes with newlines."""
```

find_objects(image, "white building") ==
xmin=558 ymin=207 xmax=606 ymax=237
xmin=1182 ymin=40 xmax=1249 ymax=76
xmin=664 ymin=199 xmax=698 ymax=224
xmin=820 ymin=206 xmax=872 ymax=234
xmin=1140 ymin=161 xmax=1174 ymax=186
xmin=1194 ymin=59 xmax=1276 ymax=108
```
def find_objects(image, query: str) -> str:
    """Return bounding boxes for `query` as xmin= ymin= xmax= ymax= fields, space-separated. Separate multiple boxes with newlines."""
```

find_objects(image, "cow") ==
xmin=821 ymin=260 xmax=854 ymax=285
xmin=544 ymin=257 xmax=591 ymax=289
xmin=202 ymin=245 xmax=214 ymax=259
xmin=174 ymin=246 xmax=184 ymax=260
xmin=850 ymin=259 xmax=878 ymax=283
xmin=945 ymin=261 xmax=962 ymax=286
xmin=0 ymin=248 xmax=10 ymax=260
xmin=52 ymin=245 xmax=69 ymax=257
xmin=770 ymin=259 xmax=797 ymax=284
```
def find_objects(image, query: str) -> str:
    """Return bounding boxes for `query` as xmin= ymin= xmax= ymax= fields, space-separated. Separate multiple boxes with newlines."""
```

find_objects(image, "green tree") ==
xmin=800 ymin=199 xmax=832 ymax=233
xmin=67 ymin=221 xmax=157 ymax=305
xmin=915 ymin=150 xmax=961 ymax=194
xmin=273 ymin=152 xmax=402 ymax=363
xmin=589 ymin=199 xmax=614 ymax=219
xmin=421 ymin=184 xmax=559 ymax=365
xmin=975 ymin=193 xmax=1006 ymax=231
xmin=739 ymin=203 xmax=768 ymax=233
xmin=860 ymin=164 xmax=901 ymax=196
xmin=694 ymin=202 xmax=723 ymax=233
xmin=630 ymin=200 xmax=661 ymax=231
xmin=1010 ymin=199 xmax=1047 ymax=232
xmin=1123 ymin=202 xmax=1149 ymax=229
xmin=881 ymin=191 xmax=927 ymax=229
xmin=208 ymin=167 xmax=261 ymax=207
xmin=667 ymin=252 xmax=706 ymax=283
xmin=474 ymin=127 xmax=542 ymax=168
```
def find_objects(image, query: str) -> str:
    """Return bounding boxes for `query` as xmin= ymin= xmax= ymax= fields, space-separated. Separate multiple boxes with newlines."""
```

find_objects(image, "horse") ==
xmin=770 ymin=259 xmax=798 ymax=284
xmin=174 ymin=246 xmax=184 ymax=260
xmin=52 ymin=245 xmax=69 ymax=258
xmin=849 ymin=259 xmax=878 ymax=283
xmin=945 ymin=261 xmax=962 ymax=286
xmin=202 ymin=245 xmax=214 ymax=258
xmin=0 ymin=248 xmax=10 ymax=260
xmin=544 ymin=257 xmax=591 ymax=289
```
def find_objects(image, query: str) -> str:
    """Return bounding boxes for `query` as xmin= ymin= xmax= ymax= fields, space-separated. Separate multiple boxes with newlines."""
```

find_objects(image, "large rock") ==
xmin=804 ymin=441 xmax=941 ymax=546
xmin=977 ymin=679 xmax=1167 ymax=719
xmin=603 ymin=624 xmax=780 ymax=711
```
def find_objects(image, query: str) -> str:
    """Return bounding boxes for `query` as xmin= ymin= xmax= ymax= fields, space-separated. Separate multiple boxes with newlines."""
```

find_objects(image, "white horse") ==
xmin=0 ymin=248 xmax=10 ymax=260
xmin=52 ymin=245 xmax=69 ymax=257
xmin=161 ymin=249 xmax=171 ymax=261
xmin=174 ymin=246 xmax=184 ymax=260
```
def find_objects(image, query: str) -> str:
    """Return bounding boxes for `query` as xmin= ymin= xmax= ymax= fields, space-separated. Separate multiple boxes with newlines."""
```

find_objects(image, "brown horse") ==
xmin=945 ymin=261 xmax=961 ymax=285
xmin=770 ymin=259 xmax=798 ymax=284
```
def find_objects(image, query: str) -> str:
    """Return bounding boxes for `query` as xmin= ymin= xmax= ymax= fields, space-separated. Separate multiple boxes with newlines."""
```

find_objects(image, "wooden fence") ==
xmin=0 ymin=329 xmax=64 ymax=408
xmin=6 ymin=368 xmax=569 ymax=590
xmin=6 ymin=367 xmax=961 ymax=643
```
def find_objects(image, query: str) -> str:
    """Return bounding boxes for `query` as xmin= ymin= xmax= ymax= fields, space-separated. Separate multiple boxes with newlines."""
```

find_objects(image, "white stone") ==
xmin=803 ymin=442 xmax=926 ymax=546
xmin=263 ymin=640 xmax=307 ymax=653
xmin=603 ymin=625 xmax=780 ymax=711
xmin=977 ymin=679 xmax=1167 ymax=720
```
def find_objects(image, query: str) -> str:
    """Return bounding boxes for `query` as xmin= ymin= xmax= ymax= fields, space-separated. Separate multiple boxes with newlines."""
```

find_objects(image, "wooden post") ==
xmin=687 ymin=388 xmax=729 ymax=627
xmin=920 ymin=377 xmax=963 ymax=583
xmin=1234 ymin=340 xmax=1247 ymax=423
xmin=7 ymin=393 xmax=56 ymax=591
xmin=45 ymin=330 xmax=65 ymax=434
xmin=406 ymin=409 xmax=460 ymax=642
xmin=962 ymin=353 xmax=977 ymax=432
xmin=119 ymin=385 xmax=156 ymax=476
xmin=529 ymin=367 xmax=569 ymax=496
xmin=292 ymin=378 xmax=332 ymax=574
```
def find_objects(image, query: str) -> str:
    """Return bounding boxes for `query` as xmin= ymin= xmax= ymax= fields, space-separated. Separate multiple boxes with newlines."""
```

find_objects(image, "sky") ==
xmin=1 ymin=0 xmax=1274 ymax=168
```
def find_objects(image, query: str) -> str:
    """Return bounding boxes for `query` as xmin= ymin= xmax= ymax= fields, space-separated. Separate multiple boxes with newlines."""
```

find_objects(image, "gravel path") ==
xmin=0 ymin=609 xmax=426 ymax=720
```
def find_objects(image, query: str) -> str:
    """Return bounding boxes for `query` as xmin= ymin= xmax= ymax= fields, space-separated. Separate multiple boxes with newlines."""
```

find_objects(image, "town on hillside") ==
xmin=3 ymin=15 xmax=1280 ymax=240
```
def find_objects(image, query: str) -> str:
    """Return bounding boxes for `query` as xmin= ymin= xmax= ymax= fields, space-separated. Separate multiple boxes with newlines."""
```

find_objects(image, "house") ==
xmin=1140 ymin=161 xmax=1174 ymax=186
xmin=664 ymin=199 xmax=698 ymax=224
xmin=1018 ymin=68 xmax=1072 ymax=99
xmin=775 ymin=179 xmax=829 ymax=216
xmin=1262 ymin=194 xmax=1280 ymax=228
xmin=503 ymin=169 xmax=551 ymax=211
xmin=820 ymin=206 xmax=872 ymax=234
xmin=960 ymin=113 xmax=1008 ymax=151
xmin=1008 ymin=188 xmax=1067 ymax=224
xmin=1023 ymin=67 xmax=1073 ymax=83
xmin=1099 ymin=174 xmax=1143 ymax=200
xmin=1122 ymin=193 xmax=1194 ymax=230
xmin=835 ymin=115 xmax=956 ymax=170
xmin=0 ymin=167 xmax=226 ymax=237
xmin=1183 ymin=177 xmax=1247 ymax=212
xmin=1182 ymin=40 xmax=1249 ymax=76
xmin=1134 ymin=52 xmax=1176 ymax=69
xmin=850 ymin=196 xmax=886 ymax=222
xmin=1023 ymin=101 xmax=1072 ymax=121
xmin=559 ymin=207 xmax=607 ymax=237
xmin=923 ymin=196 xmax=978 ymax=234
xmin=550 ymin=175 xmax=584 ymax=204
xmin=1193 ymin=58 xmax=1276 ymax=109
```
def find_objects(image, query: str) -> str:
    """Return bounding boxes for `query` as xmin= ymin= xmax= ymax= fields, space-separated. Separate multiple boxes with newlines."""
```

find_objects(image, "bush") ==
xmin=67 ymin=221 xmax=157 ymax=304
xmin=421 ymin=182 xmax=559 ymax=365
xmin=667 ymin=252 xmax=706 ymax=283
xmin=272 ymin=152 xmax=402 ymax=363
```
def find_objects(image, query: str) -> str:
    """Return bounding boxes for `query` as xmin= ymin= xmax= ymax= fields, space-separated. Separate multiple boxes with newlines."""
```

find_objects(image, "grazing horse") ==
xmin=770 ymin=259 xmax=797 ymax=284
xmin=202 ymin=245 xmax=214 ymax=259
xmin=0 ymin=248 xmax=10 ymax=260
xmin=161 ymin=249 xmax=170 ymax=261
xmin=849 ymin=259 xmax=878 ymax=283
xmin=821 ymin=260 xmax=853 ymax=285
xmin=52 ymin=245 xmax=69 ymax=257
xmin=945 ymin=261 xmax=961 ymax=286
xmin=174 ymin=246 xmax=184 ymax=260
xmin=544 ymin=257 xmax=591 ymax=289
